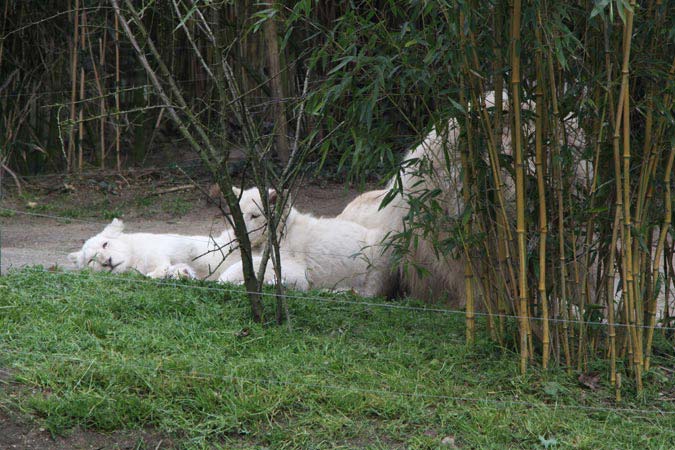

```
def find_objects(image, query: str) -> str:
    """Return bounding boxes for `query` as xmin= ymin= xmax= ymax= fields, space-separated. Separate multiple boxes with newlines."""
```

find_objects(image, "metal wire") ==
xmin=2 ymin=266 xmax=675 ymax=332
xmin=0 ymin=347 xmax=673 ymax=417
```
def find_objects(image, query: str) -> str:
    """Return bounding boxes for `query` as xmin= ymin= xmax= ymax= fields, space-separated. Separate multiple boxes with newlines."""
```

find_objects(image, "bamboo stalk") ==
xmin=546 ymin=54 xmax=572 ymax=374
xmin=645 ymin=144 xmax=674 ymax=370
xmin=0 ymin=0 xmax=9 ymax=69
xmin=68 ymin=0 xmax=80 ymax=172
xmin=86 ymin=27 xmax=106 ymax=170
xmin=493 ymin=7 xmax=507 ymax=343
xmin=534 ymin=21 xmax=549 ymax=369
xmin=609 ymin=0 xmax=641 ymax=389
xmin=457 ymin=73 xmax=475 ymax=344
xmin=78 ymin=8 xmax=86 ymax=172
xmin=99 ymin=33 xmax=107 ymax=168
xmin=600 ymin=9 xmax=620 ymax=388
xmin=621 ymin=86 xmax=643 ymax=391
xmin=115 ymin=11 xmax=121 ymax=172
xmin=262 ymin=2 xmax=290 ymax=164
xmin=509 ymin=0 xmax=528 ymax=375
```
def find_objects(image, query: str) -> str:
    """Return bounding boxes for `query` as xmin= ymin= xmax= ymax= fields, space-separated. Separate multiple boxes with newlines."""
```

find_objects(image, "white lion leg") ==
xmin=219 ymin=257 xmax=309 ymax=291
xmin=146 ymin=264 xmax=172 ymax=279
xmin=165 ymin=263 xmax=198 ymax=280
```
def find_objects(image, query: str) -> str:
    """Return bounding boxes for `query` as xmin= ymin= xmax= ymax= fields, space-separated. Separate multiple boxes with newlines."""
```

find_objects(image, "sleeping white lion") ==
xmin=68 ymin=218 xmax=238 ymax=280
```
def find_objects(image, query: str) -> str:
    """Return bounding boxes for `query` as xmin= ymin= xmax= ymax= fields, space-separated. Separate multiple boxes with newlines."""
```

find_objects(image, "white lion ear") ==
xmin=268 ymin=189 xmax=278 ymax=205
xmin=68 ymin=251 xmax=83 ymax=266
xmin=103 ymin=218 xmax=124 ymax=235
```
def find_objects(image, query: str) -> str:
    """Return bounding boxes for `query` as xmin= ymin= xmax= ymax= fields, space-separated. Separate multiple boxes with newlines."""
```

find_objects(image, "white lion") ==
xmin=218 ymin=188 xmax=394 ymax=297
xmin=337 ymin=90 xmax=591 ymax=305
xmin=68 ymin=218 xmax=238 ymax=280
xmin=337 ymin=119 xmax=467 ymax=304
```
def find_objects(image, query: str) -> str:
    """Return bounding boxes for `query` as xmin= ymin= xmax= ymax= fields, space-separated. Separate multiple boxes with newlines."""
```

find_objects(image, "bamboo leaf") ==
xmin=590 ymin=0 xmax=610 ymax=20
xmin=251 ymin=8 xmax=278 ymax=34
xmin=173 ymin=2 xmax=200 ymax=32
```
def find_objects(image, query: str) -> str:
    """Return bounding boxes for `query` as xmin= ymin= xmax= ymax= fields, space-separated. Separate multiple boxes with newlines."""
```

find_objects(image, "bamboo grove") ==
xmin=1 ymin=2 xmax=674 ymax=394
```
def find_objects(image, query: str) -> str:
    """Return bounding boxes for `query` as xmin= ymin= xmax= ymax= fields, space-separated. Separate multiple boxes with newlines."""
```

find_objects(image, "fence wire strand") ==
xmin=1 ymin=345 xmax=673 ymax=417
xmin=1 ymin=262 xmax=674 ymax=332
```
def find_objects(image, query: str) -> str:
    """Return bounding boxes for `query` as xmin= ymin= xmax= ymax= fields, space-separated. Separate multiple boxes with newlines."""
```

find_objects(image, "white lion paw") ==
xmin=218 ymin=266 xmax=245 ymax=285
xmin=165 ymin=263 xmax=198 ymax=280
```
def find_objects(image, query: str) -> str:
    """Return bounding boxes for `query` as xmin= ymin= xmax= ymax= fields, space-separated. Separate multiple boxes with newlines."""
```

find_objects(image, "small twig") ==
xmin=150 ymin=184 xmax=195 ymax=196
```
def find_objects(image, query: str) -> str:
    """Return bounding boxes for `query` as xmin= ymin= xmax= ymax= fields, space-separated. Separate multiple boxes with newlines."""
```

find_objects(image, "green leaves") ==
xmin=590 ymin=0 xmax=611 ymax=21
xmin=250 ymin=7 xmax=279 ymax=34
xmin=615 ymin=0 xmax=634 ymax=25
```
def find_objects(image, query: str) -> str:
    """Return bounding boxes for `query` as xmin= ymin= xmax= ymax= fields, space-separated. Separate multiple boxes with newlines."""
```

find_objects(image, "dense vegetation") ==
xmin=2 ymin=0 xmax=675 ymax=398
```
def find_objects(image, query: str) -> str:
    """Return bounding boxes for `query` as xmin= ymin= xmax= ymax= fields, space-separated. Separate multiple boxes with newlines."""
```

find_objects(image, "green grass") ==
xmin=1 ymin=268 xmax=675 ymax=449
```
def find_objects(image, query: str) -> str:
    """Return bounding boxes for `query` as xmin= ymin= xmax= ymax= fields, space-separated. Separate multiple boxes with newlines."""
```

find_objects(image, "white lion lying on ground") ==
xmin=68 ymin=218 xmax=238 ymax=280
xmin=218 ymin=187 xmax=394 ymax=297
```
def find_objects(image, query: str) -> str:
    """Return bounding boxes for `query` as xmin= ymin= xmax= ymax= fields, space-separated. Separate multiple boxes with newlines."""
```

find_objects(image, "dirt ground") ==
xmin=0 ymin=170 xmax=367 ymax=274
xmin=0 ymin=411 xmax=173 ymax=450
xmin=0 ymin=170 xmax=370 ymax=448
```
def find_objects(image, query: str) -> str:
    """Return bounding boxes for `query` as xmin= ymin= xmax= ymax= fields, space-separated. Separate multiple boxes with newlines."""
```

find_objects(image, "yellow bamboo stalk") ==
xmin=534 ymin=21 xmax=549 ymax=369
xmin=645 ymin=144 xmax=674 ymax=370
xmin=509 ymin=0 xmax=528 ymax=375
xmin=546 ymin=55 xmax=572 ymax=374
xmin=609 ymin=0 xmax=641 ymax=392
xmin=458 ymin=81 xmax=476 ymax=345
xmin=600 ymin=12 xmax=620 ymax=388
xmin=455 ymin=8 xmax=514 ymax=340
xmin=492 ymin=10 xmax=509 ymax=341
xmin=622 ymin=89 xmax=643 ymax=390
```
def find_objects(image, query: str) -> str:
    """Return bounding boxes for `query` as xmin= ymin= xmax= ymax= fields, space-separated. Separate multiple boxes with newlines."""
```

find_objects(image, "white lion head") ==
xmin=68 ymin=219 xmax=133 ymax=274
xmin=232 ymin=187 xmax=278 ymax=248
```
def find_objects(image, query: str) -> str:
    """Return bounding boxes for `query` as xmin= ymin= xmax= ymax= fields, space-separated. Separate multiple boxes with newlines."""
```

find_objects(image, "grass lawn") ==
xmin=1 ymin=268 xmax=674 ymax=448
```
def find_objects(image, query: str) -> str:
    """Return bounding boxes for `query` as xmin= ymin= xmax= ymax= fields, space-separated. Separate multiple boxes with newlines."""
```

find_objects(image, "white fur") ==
xmin=338 ymin=120 xmax=466 ymax=304
xmin=338 ymin=90 xmax=591 ymax=305
xmin=68 ymin=219 xmax=238 ymax=280
xmin=220 ymin=255 xmax=310 ymax=291
xmin=218 ymin=188 xmax=392 ymax=297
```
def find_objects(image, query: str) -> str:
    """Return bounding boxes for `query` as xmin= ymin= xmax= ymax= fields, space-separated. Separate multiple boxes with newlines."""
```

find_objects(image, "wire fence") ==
xmin=1 ymin=347 xmax=673 ymax=417
xmin=3 ymin=5 xmax=675 ymax=437
xmin=2 ymin=166 xmax=675 ymax=429
xmin=1 ymin=161 xmax=674 ymax=332
xmin=1 ymin=246 xmax=674 ymax=333
xmin=1 ymin=269 xmax=674 ymax=417
xmin=2 ymin=231 xmax=675 ymax=425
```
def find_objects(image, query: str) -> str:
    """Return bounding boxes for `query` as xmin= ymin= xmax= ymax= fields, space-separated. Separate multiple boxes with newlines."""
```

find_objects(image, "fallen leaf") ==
xmin=235 ymin=327 xmax=250 ymax=338
xmin=441 ymin=435 xmax=456 ymax=447
xmin=578 ymin=372 xmax=601 ymax=390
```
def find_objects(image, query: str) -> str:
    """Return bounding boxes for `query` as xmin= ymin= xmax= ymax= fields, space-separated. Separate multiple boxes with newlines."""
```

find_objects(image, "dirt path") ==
xmin=0 ymin=179 xmax=365 ymax=273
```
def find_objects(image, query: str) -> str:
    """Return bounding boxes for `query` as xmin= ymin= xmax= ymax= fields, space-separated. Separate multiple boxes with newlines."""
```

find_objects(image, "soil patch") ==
xmin=1 ymin=171 xmax=372 ymax=272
